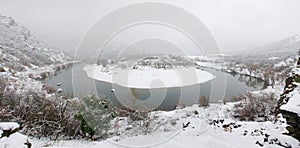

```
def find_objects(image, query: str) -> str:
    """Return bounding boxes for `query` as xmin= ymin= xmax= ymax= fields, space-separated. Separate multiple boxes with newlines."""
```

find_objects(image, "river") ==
xmin=45 ymin=64 xmax=266 ymax=110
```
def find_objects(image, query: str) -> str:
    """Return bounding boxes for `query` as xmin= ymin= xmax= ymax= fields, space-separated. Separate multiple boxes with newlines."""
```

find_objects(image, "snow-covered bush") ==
xmin=0 ymin=83 xmax=79 ymax=139
xmin=234 ymin=92 xmax=277 ymax=122
xmin=76 ymin=95 xmax=116 ymax=140
xmin=111 ymin=108 xmax=158 ymax=136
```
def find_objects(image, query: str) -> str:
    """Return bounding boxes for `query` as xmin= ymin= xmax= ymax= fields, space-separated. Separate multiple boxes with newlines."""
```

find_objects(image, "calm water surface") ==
xmin=45 ymin=64 xmax=266 ymax=110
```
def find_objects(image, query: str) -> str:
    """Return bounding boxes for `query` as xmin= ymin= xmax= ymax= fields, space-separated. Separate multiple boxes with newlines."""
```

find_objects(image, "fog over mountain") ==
xmin=0 ymin=0 xmax=300 ymax=56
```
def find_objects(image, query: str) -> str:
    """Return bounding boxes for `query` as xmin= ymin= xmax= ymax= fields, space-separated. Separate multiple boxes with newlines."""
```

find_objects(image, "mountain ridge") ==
xmin=230 ymin=34 xmax=300 ymax=57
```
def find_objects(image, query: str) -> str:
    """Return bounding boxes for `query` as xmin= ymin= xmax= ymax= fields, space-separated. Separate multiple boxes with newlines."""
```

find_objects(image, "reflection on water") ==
xmin=45 ymin=64 xmax=267 ymax=111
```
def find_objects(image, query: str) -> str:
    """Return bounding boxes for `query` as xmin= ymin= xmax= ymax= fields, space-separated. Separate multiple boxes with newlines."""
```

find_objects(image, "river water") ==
xmin=45 ymin=64 xmax=266 ymax=110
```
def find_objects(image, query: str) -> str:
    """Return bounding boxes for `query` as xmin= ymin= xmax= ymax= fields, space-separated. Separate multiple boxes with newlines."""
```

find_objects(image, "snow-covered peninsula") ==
xmin=83 ymin=64 xmax=215 ymax=89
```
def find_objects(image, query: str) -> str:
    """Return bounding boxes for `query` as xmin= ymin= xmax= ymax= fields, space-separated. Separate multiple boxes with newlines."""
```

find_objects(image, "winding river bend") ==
xmin=45 ymin=64 xmax=267 ymax=110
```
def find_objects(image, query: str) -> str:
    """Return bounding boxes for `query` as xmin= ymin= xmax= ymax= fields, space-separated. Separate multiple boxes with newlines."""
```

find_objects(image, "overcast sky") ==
xmin=1 ymin=0 xmax=300 ymax=54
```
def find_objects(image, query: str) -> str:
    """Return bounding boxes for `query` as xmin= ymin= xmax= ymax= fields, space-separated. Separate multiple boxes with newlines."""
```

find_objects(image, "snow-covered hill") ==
xmin=0 ymin=14 xmax=73 ymax=93
xmin=254 ymin=34 xmax=300 ymax=55
xmin=231 ymin=34 xmax=300 ymax=58
xmin=0 ymin=15 xmax=71 ymax=73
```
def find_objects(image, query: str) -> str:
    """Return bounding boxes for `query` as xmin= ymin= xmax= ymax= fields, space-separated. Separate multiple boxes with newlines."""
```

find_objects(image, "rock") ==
xmin=125 ymin=126 xmax=133 ymax=131
xmin=24 ymin=139 xmax=32 ymax=148
xmin=57 ymin=89 xmax=63 ymax=93
xmin=255 ymin=141 xmax=264 ymax=147
xmin=275 ymin=49 xmax=300 ymax=141
xmin=182 ymin=121 xmax=191 ymax=129
xmin=0 ymin=122 xmax=20 ymax=138
xmin=280 ymin=110 xmax=300 ymax=140
xmin=0 ymin=67 xmax=5 ymax=72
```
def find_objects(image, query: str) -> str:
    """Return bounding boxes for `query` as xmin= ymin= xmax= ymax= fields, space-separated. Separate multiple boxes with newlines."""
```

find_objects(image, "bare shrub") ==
xmin=0 ymin=79 xmax=79 ymax=140
xmin=113 ymin=108 xmax=158 ymax=135
xmin=20 ymin=60 xmax=32 ymax=68
xmin=0 ymin=67 xmax=5 ymax=72
xmin=40 ymin=72 xmax=48 ymax=80
xmin=42 ymin=86 xmax=57 ymax=94
xmin=234 ymin=92 xmax=277 ymax=121
xmin=0 ymin=77 xmax=7 ymax=93
xmin=198 ymin=96 xmax=209 ymax=107
xmin=28 ymin=73 xmax=35 ymax=79
xmin=231 ymin=95 xmax=246 ymax=102
xmin=0 ymin=76 xmax=119 ymax=140
xmin=53 ymin=65 xmax=61 ymax=72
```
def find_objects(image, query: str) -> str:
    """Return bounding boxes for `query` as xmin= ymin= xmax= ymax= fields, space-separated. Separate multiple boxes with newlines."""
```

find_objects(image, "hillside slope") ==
xmin=0 ymin=15 xmax=71 ymax=73
xmin=230 ymin=35 xmax=300 ymax=60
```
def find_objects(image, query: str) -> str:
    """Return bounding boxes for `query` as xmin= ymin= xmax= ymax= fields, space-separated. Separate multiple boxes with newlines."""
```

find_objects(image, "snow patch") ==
xmin=0 ymin=132 xmax=27 ymax=148
xmin=0 ymin=122 xmax=19 ymax=131
xmin=268 ymin=56 xmax=280 ymax=60
xmin=280 ymin=94 xmax=300 ymax=116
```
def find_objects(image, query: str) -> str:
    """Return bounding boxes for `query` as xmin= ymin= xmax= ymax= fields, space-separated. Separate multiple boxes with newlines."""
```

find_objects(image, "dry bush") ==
xmin=114 ymin=108 xmax=158 ymax=135
xmin=53 ymin=65 xmax=61 ymax=72
xmin=0 ymin=78 xmax=80 ymax=140
xmin=234 ymin=92 xmax=277 ymax=122
xmin=0 ymin=91 xmax=79 ymax=139
xmin=0 ymin=76 xmax=119 ymax=140
xmin=42 ymin=86 xmax=57 ymax=94
xmin=231 ymin=95 xmax=246 ymax=102
xmin=39 ymin=72 xmax=48 ymax=80
xmin=20 ymin=60 xmax=32 ymax=68
xmin=28 ymin=73 xmax=35 ymax=79
xmin=198 ymin=96 xmax=209 ymax=107
xmin=0 ymin=67 xmax=5 ymax=72
xmin=0 ymin=77 xmax=7 ymax=93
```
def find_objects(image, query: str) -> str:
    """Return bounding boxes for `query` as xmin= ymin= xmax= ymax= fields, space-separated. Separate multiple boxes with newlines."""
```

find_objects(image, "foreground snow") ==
xmin=83 ymin=65 xmax=215 ymax=89
xmin=281 ymin=94 xmax=300 ymax=116
xmin=1 ymin=103 xmax=299 ymax=148
xmin=0 ymin=122 xmax=19 ymax=131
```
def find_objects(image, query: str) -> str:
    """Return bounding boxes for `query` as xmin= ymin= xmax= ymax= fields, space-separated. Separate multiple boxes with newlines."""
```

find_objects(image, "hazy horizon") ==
xmin=1 ymin=0 xmax=300 ymax=55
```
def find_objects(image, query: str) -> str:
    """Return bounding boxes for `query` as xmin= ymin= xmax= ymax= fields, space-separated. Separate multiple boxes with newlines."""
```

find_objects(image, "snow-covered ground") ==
xmin=281 ymin=94 xmax=300 ymax=115
xmin=83 ymin=64 xmax=215 ymax=89
xmin=0 ymin=122 xmax=19 ymax=131
xmin=1 ymin=103 xmax=299 ymax=148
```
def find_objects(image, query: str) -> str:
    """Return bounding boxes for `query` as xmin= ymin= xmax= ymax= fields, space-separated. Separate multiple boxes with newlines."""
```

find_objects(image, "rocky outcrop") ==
xmin=276 ymin=49 xmax=300 ymax=141
xmin=280 ymin=110 xmax=300 ymax=140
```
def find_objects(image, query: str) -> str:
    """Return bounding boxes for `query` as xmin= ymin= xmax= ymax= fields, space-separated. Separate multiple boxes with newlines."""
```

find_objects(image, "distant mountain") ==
xmin=254 ymin=35 xmax=300 ymax=54
xmin=0 ymin=15 xmax=71 ymax=72
xmin=101 ymin=39 xmax=189 ymax=60
xmin=232 ymin=35 xmax=300 ymax=57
